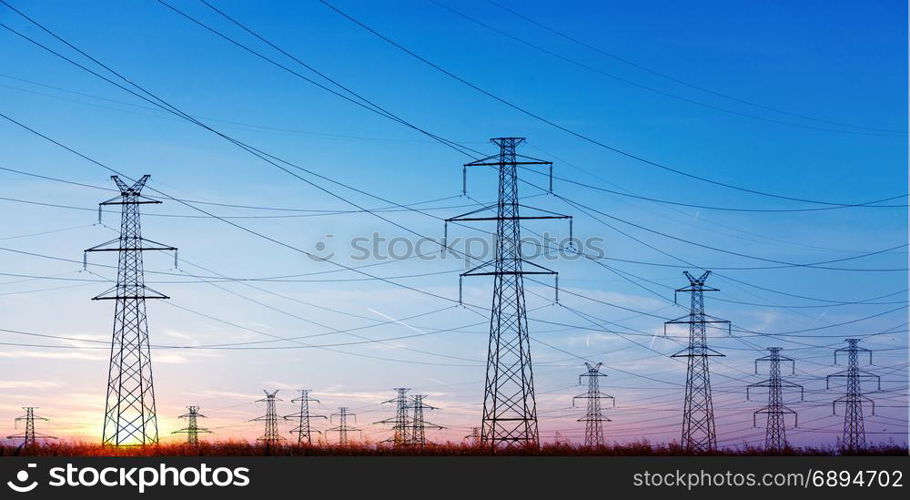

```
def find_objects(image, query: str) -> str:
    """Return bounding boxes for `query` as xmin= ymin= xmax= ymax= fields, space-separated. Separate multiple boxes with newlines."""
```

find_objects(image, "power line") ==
xmin=485 ymin=0 xmax=906 ymax=135
xmin=317 ymin=0 xmax=907 ymax=207
xmin=432 ymin=0 xmax=904 ymax=137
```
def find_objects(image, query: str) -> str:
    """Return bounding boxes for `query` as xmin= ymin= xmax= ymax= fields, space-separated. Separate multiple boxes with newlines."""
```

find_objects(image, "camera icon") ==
xmin=6 ymin=463 xmax=38 ymax=493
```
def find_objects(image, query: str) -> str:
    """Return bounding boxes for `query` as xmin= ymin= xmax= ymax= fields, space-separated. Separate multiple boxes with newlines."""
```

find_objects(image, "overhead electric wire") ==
xmin=431 ymin=0 xmax=904 ymax=137
xmin=318 ymin=0 xmax=908 ymax=207
xmin=485 ymin=0 xmax=907 ymax=136
xmin=3 ymin=2 xmax=908 ymax=406
xmin=156 ymin=0 xmax=482 ymax=159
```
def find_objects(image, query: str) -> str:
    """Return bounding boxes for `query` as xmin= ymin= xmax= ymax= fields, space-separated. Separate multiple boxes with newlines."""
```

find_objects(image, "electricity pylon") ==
xmin=172 ymin=406 xmax=211 ymax=446
xmin=664 ymin=271 xmax=730 ymax=452
xmin=252 ymin=390 xmax=284 ymax=447
xmin=827 ymin=339 xmax=880 ymax=452
xmin=375 ymin=387 xmax=410 ymax=446
xmin=410 ymin=394 xmax=444 ymax=447
xmin=446 ymin=137 xmax=569 ymax=448
xmin=573 ymin=362 xmax=614 ymax=447
xmin=327 ymin=407 xmax=361 ymax=445
xmin=746 ymin=348 xmax=804 ymax=453
xmin=464 ymin=427 xmax=481 ymax=445
xmin=85 ymin=175 xmax=177 ymax=446
xmin=7 ymin=407 xmax=56 ymax=447
xmin=285 ymin=389 xmax=325 ymax=445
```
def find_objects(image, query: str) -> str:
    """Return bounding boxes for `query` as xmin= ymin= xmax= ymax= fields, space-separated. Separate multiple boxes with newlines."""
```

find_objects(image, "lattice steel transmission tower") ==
xmin=410 ymin=394 xmax=443 ymax=447
xmin=375 ymin=387 xmax=411 ymax=446
xmin=7 ymin=407 xmax=56 ymax=447
xmin=464 ymin=427 xmax=481 ymax=445
xmin=573 ymin=362 xmax=614 ymax=447
xmin=446 ymin=137 xmax=569 ymax=448
xmin=85 ymin=175 xmax=177 ymax=446
xmin=252 ymin=390 xmax=284 ymax=447
xmin=172 ymin=406 xmax=211 ymax=446
xmin=285 ymin=389 xmax=325 ymax=445
xmin=664 ymin=271 xmax=730 ymax=452
xmin=827 ymin=339 xmax=880 ymax=452
xmin=327 ymin=407 xmax=360 ymax=445
xmin=747 ymin=348 xmax=804 ymax=452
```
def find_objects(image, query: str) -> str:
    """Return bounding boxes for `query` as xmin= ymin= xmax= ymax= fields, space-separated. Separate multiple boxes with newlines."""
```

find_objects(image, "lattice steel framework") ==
xmin=327 ymin=407 xmax=361 ymax=445
xmin=253 ymin=390 xmax=284 ymax=446
xmin=747 ymin=348 xmax=804 ymax=452
xmin=664 ymin=271 xmax=730 ymax=452
xmin=375 ymin=387 xmax=410 ymax=446
xmin=7 ymin=407 xmax=55 ymax=447
xmin=573 ymin=362 xmax=614 ymax=447
xmin=446 ymin=137 xmax=569 ymax=448
xmin=410 ymin=394 xmax=443 ymax=447
xmin=172 ymin=406 xmax=211 ymax=446
xmin=86 ymin=175 xmax=176 ymax=446
xmin=827 ymin=339 xmax=880 ymax=452
xmin=464 ymin=427 xmax=481 ymax=445
xmin=285 ymin=389 xmax=325 ymax=446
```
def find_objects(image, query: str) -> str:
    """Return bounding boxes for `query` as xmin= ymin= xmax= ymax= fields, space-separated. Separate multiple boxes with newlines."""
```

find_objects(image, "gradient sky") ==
xmin=0 ymin=0 xmax=906 ymax=448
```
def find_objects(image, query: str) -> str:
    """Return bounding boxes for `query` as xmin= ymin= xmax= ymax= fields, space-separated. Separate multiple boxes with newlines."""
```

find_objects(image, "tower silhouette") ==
xmin=664 ymin=271 xmax=729 ymax=452
xmin=573 ymin=362 xmax=614 ymax=447
xmin=285 ymin=389 xmax=325 ymax=445
xmin=376 ymin=387 xmax=411 ymax=446
xmin=409 ymin=394 xmax=443 ymax=447
xmin=446 ymin=137 xmax=568 ymax=448
xmin=85 ymin=175 xmax=177 ymax=446
xmin=327 ymin=407 xmax=361 ymax=445
xmin=172 ymin=406 xmax=211 ymax=446
xmin=252 ymin=390 xmax=284 ymax=447
xmin=747 ymin=348 xmax=804 ymax=452
xmin=464 ymin=427 xmax=481 ymax=445
xmin=7 ymin=407 xmax=55 ymax=447
xmin=827 ymin=339 xmax=880 ymax=452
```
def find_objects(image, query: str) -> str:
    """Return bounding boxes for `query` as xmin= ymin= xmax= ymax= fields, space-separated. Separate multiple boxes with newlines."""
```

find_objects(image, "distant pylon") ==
xmin=85 ymin=175 xmax=177 ymax=446
xmin=252 ymin=390 xmax=284 ymax=447
xmin=747 ymin=348 xmax=804 ymax=453
xmin=573 ymin=362 xmax=614 ymax=447
xmin=285 ymin=389 xmax=325 ymax=445
xmin=664 ymin=271 xmax=730 ymax=452
xmin=7 ymin=407 xmax=56 ymax=447
xmin=327 ymin=407 xmax=361 ymax=445
xmin=172 ymin=406 xmax=211 ymax=446
xmin=409 ymin=395 xmax=444 ymax=447
xmin=375 ymin=387 xmax=410 ymax=446
xmin=446 ymin=137 xmax=569 ymax=448
xmin=827 ymin=339 xmax=880 ymax=452
xmin=464 ymin=427 xmax=481 ymax=445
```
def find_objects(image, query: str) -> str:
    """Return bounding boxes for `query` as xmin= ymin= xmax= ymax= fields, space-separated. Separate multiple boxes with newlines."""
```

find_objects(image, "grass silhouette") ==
xmin=2 ymin=439 xmax=906 ymax=456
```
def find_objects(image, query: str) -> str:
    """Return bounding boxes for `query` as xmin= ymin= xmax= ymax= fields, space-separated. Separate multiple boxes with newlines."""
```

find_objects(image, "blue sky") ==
xmin=0 ymin=0 xmax=906 ymax=447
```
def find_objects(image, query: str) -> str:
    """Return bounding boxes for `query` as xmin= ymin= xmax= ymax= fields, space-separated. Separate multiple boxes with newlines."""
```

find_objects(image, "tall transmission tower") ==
xmin=664 ymin=271 xmax=730 ymax=452
xmin=409 ymin=394 xmax=444 ymax=447
xmin=252 ymin=390 xmax=285 ymax=447
xmin=285 ymin=389 xmax=326 ymax=446
xmin=375 ymin=387 xmax=411 ymax=446
xmin=573 ymin=362 xmax=614 ymax=447
xmin=7 ymin=407 xmax=56 ymax=447
xmin=327 ymin=407 xmax=361 ymax=446
xmin=827 ymin=338 xmax=880 ymax=452
xmin=464 ymin=427 xmax=481 ymax=445
xmin=172 ymin=406 xmax=211 ymax=446
xmin=85 ymin=175 xmax=177 ymax=446
xmin=446 ymin=137 xmax=569 ymax=448
xmin=746 ymin=348 xmax=804 ymax=452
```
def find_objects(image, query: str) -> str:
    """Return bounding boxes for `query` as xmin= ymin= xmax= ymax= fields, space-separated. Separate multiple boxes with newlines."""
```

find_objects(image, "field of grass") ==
xmin=1 ymin=440 xmax=906 ymax=456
